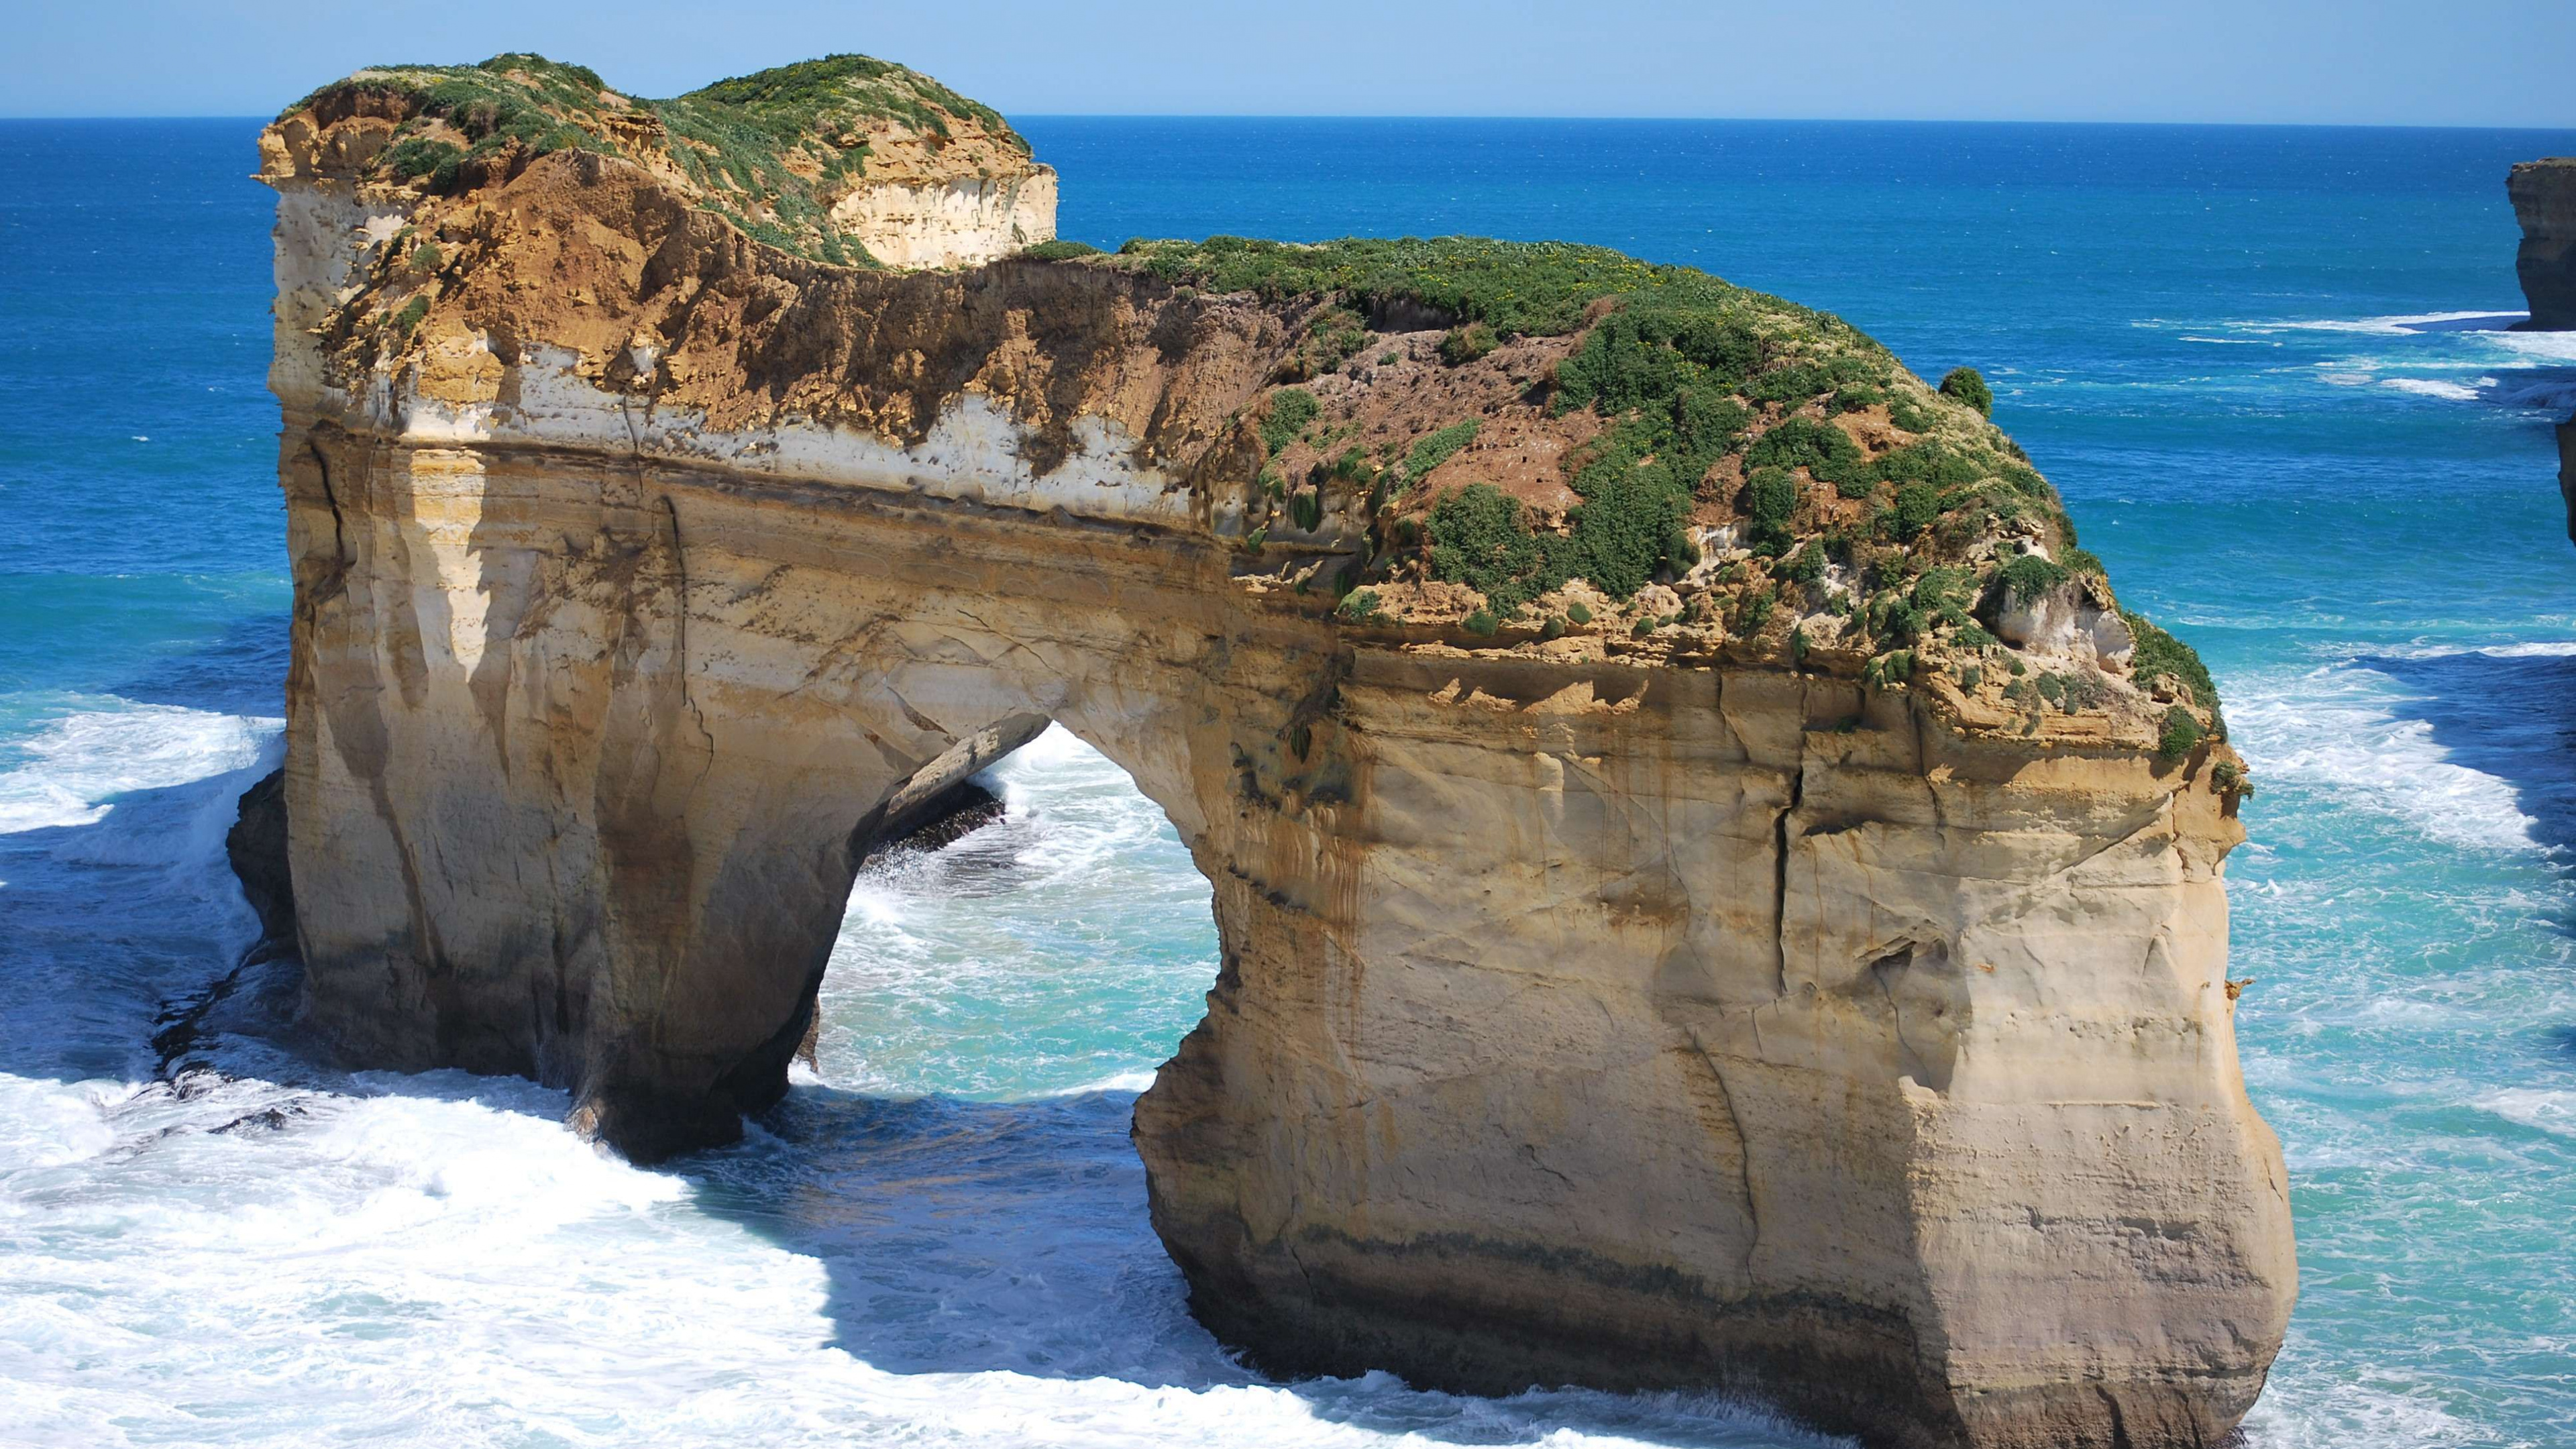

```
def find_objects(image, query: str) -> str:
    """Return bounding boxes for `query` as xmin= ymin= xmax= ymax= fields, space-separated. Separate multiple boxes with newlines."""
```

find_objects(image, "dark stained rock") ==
xmin=224 ymin=767 xmax=297 ymax=958
xmin=2511 ymin=158 xmax=2576 ymax=331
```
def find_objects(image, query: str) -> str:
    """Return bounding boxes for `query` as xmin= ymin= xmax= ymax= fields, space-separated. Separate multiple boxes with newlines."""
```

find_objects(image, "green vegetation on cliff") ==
xmin=1399 ymin=419 xmax=1479 ymax=488
xmin=1113 ymin=234 xmax=1689 ymax=337
xmin=282 ymin=52 xmax=1036 ymax=265
xmin=2125 ymin=611 xmax=2226 ymax=735
xmin=1939 ymin=366 xmax=1994 ymax=417
xmin=1110 ymin=237 xmax=2098 ymax=649
xmin=276 ymin=49 xmax=2222 ymax=734
xmin=1118 ymin=232 xmax=2218 ymax=727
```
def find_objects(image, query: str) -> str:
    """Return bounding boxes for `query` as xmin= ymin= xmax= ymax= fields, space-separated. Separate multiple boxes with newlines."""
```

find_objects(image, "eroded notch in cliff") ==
xmin=1770 ymin=759 xmax=1803 ymax=1001
xmin=1681 ymin=1026 xmax=1766 ymax=1293
xmin=659 ymin=496 xmax=718 ymax=771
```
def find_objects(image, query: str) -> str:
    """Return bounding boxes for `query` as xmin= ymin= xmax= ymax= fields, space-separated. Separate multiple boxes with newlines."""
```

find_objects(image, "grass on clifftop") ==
xmin=1112 ymin=234 xmax=1746 ymax=339
xmin=281 ymin=50 xmax=2219 ymax=726
xmin=1113 ymin=238 xmax=2076 ymax=598
xmin=1115 ymin=233 xmax=2216 ymax=724
xmin=284 ymin=52 xmax=1034 ymax=265
xmin=685 ymin=54 xmax=1020 ymax=151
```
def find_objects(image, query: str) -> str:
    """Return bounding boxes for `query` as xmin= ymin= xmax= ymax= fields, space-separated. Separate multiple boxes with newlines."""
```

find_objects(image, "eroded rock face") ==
xmin=2560 ymin=417 xmax=2576 ymax=547
xmin=830 ymin=171 xmax=1057 ymax=270
xmin=2506 ymin=160 xmax=2576 ymax=545
xmin=2511 ymin=158 xmax=2576 ymax=331
xmin=255 ymin=71 xmax=2294 ymax=1449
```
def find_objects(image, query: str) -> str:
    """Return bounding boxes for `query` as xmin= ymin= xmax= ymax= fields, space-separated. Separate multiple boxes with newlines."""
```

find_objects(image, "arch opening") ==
xmin=808 ymin=721 xmax=1224 ymax=1103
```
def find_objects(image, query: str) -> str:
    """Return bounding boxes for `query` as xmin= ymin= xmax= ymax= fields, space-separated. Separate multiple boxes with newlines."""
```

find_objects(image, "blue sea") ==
xmin=3 ymin=115 xmax=2574 ymax=1447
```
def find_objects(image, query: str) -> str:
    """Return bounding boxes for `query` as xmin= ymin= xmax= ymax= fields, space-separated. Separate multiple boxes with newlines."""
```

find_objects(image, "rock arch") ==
xmin=257 ymin=86 xmax=2295 ymax=1449
xmin=280 ymin=435 xmax=1323 ymax=1158
xmin=273 ymin=414 xmax=2286 ymax=1446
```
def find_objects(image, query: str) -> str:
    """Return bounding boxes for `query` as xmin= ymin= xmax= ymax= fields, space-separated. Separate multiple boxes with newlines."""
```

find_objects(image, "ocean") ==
xmin=3 ymin=114 xmax=2573 ymax=1447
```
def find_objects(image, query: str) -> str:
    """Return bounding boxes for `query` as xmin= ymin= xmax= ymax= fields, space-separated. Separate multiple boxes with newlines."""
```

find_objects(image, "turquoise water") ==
xmin=3 ymin=115 xmax=2574 ymax=1446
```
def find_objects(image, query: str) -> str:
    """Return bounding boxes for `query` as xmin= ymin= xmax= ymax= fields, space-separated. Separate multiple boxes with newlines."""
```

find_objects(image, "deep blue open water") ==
xmin=2 ymin=115 xmax=2573 ymax=1446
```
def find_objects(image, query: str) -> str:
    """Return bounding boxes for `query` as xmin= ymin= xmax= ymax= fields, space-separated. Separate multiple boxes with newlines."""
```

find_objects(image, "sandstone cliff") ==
xmin=250 ymin=56 xmax=2293 ymax=1449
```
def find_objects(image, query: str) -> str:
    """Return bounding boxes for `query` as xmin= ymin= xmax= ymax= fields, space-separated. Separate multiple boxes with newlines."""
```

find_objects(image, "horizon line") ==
xmin=3 ymin=112 xmax=2574 ymax=136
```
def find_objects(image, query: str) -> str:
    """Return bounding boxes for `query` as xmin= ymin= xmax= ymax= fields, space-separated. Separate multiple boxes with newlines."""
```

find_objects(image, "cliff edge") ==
xmin=2511 ymin=157 xmax=2576 ymax=331
xmin=250 ymin=54 xmax=2294 ymax=1449
xmin=266 ymin=52 xmax=1053 ymax=270
xmin=2506 ymin=158 xmax=2576 ymax=543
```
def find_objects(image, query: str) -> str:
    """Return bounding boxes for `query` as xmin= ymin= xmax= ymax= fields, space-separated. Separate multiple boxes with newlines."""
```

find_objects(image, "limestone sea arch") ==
xmin=248 ymin=53 xmax=2296 ymax=1449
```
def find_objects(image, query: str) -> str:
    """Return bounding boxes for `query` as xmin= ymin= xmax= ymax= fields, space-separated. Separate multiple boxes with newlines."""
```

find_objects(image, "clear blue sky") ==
xmin=6 ymin=0 xmax=2571 ymax=126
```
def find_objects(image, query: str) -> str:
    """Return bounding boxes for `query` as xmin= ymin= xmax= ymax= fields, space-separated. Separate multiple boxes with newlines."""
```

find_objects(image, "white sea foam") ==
xmin=2239 ymin=1373 xmax=2487 ymax=1449
xmin=2226 ymin=313 xmax=2576 ymax=415
xmin=2355 ymin=639 xmax=2576 ymax=661
xmin=0 ymin=702 xmax=276 ymax=835
xmin=0 ymin=1048 xmax=1842 ymax=1449
xmin=2226 ymin=661 xmax=2539 ymax=854
xmin=2492 ymin=327 xmax=2576 ymax=364
xmin=2241 ymin=309 xmax=2528 ymax=335
xmin=1011 ymin=720 xmax=1115 ymax=769
xmin=2377 ymin=376 xmax=2490 ymax=400
xmin=1048 ymin=1070 xmax=1160 ymax=1097
xmin=2475 ymin=1087 xmax=2576 ymax=1138
xmin=0 ymin=1074 xmax=129 ymax=1171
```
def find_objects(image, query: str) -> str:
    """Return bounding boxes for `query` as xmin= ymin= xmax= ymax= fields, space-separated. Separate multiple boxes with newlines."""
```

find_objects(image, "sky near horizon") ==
xmin=4 ymin=0 xmax=2571 ymax=127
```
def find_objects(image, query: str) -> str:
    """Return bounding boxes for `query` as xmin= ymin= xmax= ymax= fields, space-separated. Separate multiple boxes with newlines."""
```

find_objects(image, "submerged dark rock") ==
xmin=223 ymin=767 xmax=297 ymax=960
xmin=163 ymin=771 xmax=305 ymax=1079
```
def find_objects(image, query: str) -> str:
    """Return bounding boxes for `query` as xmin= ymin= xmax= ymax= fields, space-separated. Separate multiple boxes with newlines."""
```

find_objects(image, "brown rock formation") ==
xmin=249 ymin=59 xmax=2295 ymax=1449
xmin=2511 ymin=157 xmax=2576 ymax=331
xmin=2506 ymin=160 xmax=2576 ymax=545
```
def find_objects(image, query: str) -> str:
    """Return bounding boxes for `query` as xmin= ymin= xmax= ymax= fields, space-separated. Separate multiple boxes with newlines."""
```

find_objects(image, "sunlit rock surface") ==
xmin=251 ymin=57 xmax=2293 ymax=1449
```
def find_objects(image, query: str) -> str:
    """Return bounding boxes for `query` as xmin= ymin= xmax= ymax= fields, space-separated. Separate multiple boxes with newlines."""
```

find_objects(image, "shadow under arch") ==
xmin=669 ymin=1079 xmax=1843 ymax=1449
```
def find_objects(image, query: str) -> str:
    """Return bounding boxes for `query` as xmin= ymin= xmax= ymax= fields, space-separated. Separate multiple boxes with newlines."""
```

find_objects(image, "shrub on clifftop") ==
xmin=1998 ymin=553 xmax=2070 ymax=605
xmin=1260 ymin=389 xmax=1319 ymax=455
xmin=1429 ymin=484 xmax=1562 ymax=611
xmin=2157 ymin=706 xmax=2204 ymax=762
xmin=1400 ymin=419 xmax=1479 ymax=489
xmin=1439 ymin=323 xmax=1498 ymax=364
xmin=2124 ymin=611 xmax=2226 ymax=733
xmin=1939 ymin=366 xmax=1994 ymax=417
xmin=1746 ymin=417 xmax=1870 ymax=496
